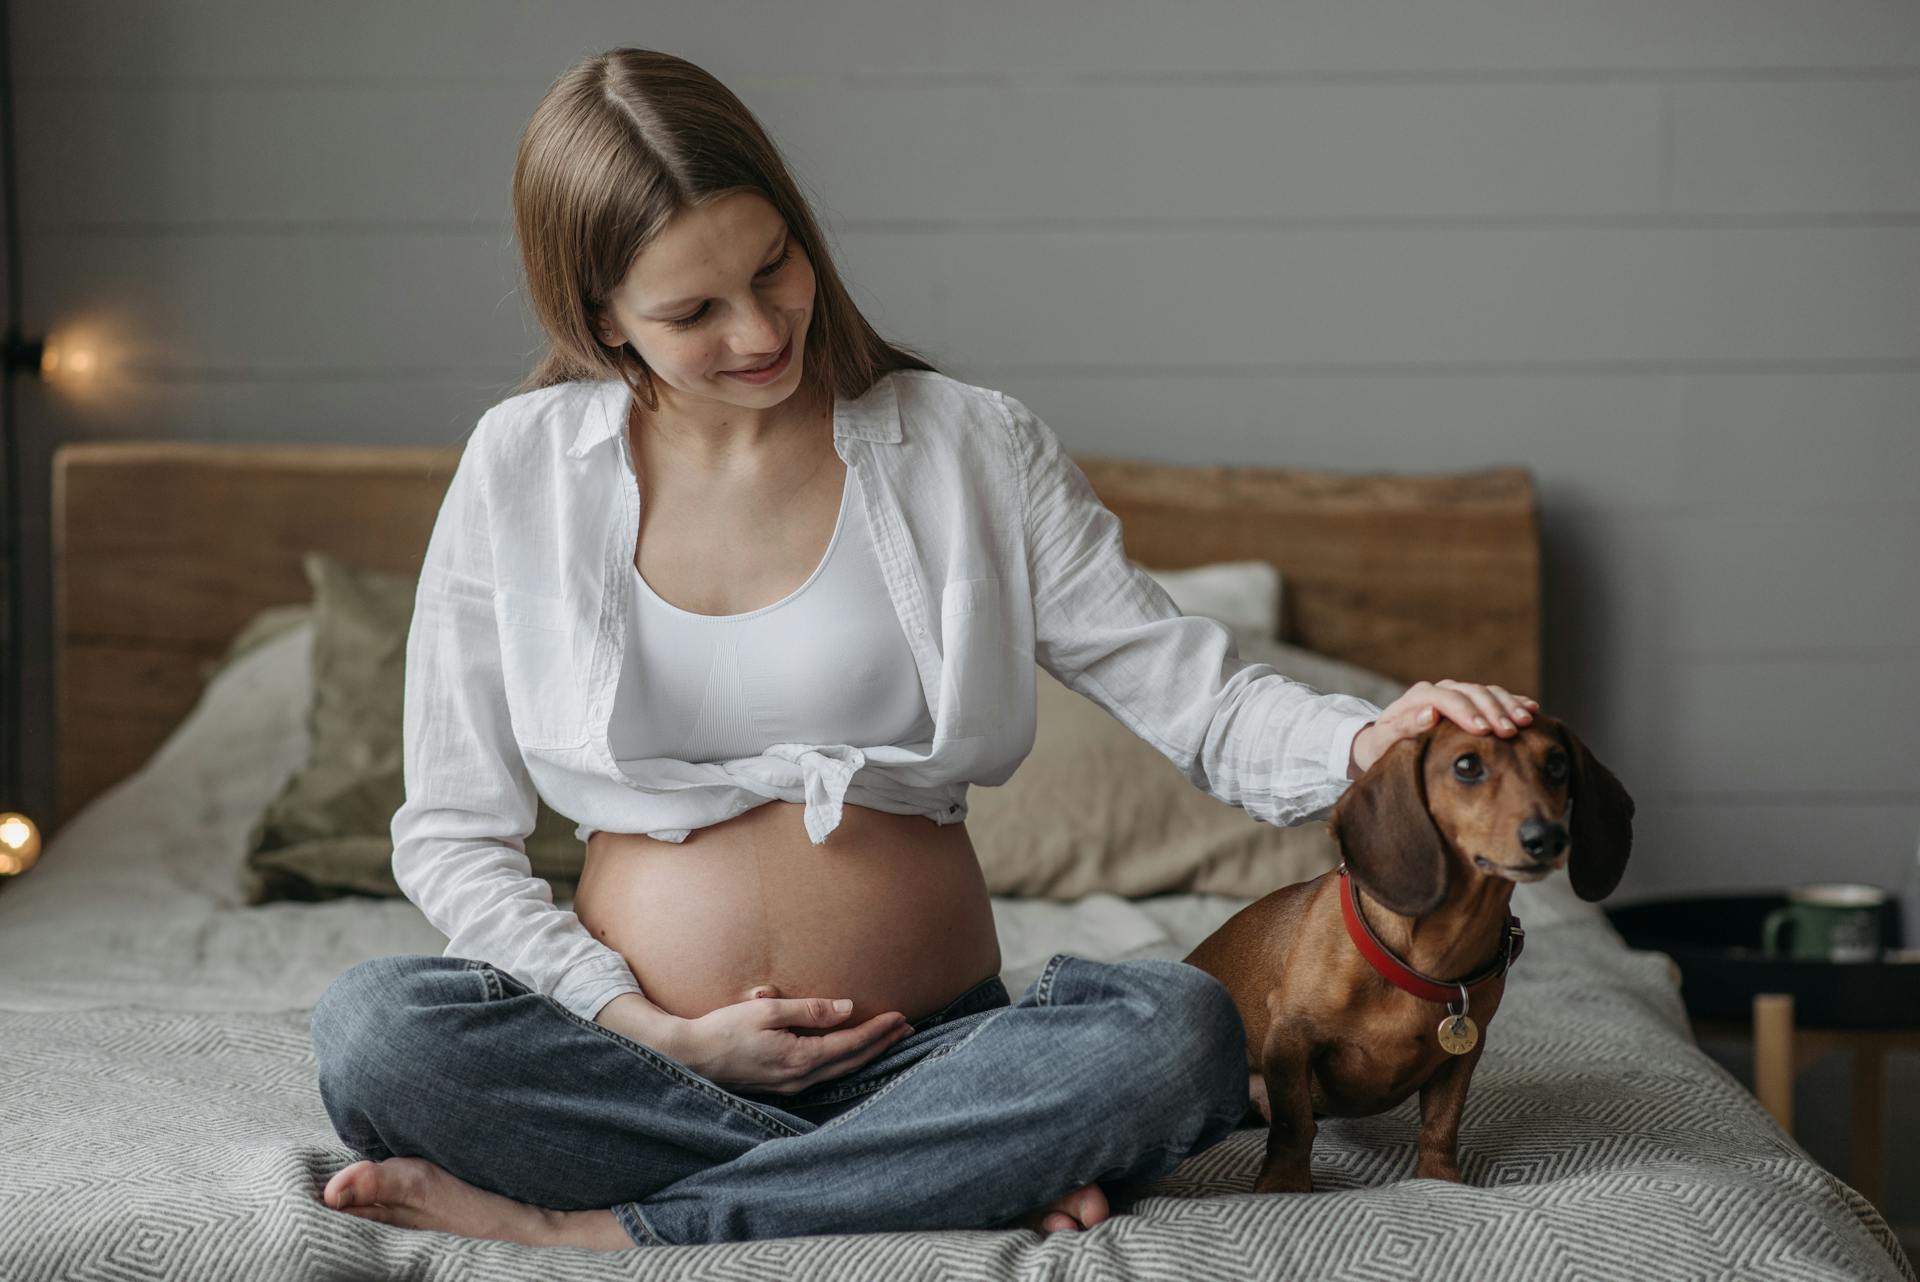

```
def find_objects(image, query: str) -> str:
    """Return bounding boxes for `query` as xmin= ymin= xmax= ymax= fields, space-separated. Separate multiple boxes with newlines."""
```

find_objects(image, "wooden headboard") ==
xmin=51 ymin=441 xmax=1539 ymax=832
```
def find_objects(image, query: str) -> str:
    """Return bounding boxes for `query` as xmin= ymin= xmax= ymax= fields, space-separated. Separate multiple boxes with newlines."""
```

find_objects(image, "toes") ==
xmin=1011 ymin=1181 xmax=1114 ymax=1234
xmin=1063 ymin=1185 xmax=1108 ymax=1229
xmin=359 ymin=1155 xmax=432 ymax=1207
xmin=325 ymin=1157 xmax=412 ymax=1212
xmin=324 ymin=1160 xmax=373 ymax=1209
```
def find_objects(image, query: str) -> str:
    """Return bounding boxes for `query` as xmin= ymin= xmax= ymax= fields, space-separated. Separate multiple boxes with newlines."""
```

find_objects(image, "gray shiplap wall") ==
xmin=11 ymin=0 xmax=1920 ymax=1238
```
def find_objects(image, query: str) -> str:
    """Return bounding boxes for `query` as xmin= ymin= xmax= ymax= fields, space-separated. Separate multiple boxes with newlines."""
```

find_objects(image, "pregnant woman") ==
xmin=308 ymin=47 xmax=1537 ymax=1252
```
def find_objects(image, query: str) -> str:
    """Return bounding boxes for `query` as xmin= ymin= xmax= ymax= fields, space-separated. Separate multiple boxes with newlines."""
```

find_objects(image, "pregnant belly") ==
xmin=570 ymin=801 xmax=1002 ymax=1028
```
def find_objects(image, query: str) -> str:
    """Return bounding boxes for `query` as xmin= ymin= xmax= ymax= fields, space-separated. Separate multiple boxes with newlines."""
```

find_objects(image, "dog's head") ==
xmin=1327 ymin=713 xmax=1635 ymax=916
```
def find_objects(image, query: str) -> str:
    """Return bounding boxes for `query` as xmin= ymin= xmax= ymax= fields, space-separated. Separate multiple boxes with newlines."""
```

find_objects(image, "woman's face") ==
xmin=594 ymin=190 xmax=817 ymax=413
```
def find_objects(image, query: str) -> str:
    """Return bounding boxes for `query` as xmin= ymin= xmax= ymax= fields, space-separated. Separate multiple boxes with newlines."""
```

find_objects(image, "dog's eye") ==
xmin=1544 ymin=752 xmax=1569 ymax=782
xmin=1453 ymin=753 xmax=1483 ymax=779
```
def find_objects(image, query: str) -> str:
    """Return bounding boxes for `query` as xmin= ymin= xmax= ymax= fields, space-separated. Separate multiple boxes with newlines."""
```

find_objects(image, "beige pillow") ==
xmin=969 ymin=639 xmax=1406 ymax=899
xmin=1146 ymin=561 xmax=1282 ymax=650
xmin=239 ymin=552 xmax=584 ymax=904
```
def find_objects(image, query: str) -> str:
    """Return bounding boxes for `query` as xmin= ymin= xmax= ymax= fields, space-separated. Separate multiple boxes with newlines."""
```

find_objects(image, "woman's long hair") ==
xmin=508 ymin=47 xmax=941 ymax=415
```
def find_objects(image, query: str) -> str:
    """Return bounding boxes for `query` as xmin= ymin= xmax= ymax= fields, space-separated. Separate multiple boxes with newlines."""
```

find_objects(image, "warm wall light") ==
xmin=39 ymin=338 xmax=99 ymax=380
xmin=0 ymin=811 xmax=40 ymax=876
xmin=9 ymin=332 xmax=101 ymax=382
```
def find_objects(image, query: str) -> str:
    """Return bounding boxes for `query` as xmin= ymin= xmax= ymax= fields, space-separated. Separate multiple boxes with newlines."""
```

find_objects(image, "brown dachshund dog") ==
xmin=1183 ymin=713 xmax=1635 ymax=1194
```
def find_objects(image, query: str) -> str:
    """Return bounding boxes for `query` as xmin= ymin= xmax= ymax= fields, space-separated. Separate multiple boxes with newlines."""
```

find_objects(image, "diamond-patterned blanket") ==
xmin=1 ymin=918 xmax=1911 ymax=1281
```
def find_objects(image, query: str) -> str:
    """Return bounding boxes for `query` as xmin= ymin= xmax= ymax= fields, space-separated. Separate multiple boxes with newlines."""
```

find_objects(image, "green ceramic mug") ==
xmin=1762 ymin=883 xmax=1888 ymax=963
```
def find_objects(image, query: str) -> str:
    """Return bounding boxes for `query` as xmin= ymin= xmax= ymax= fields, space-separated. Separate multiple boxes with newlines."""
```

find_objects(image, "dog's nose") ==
xmin=1518 ymin=818 xmax=1568 ymax=861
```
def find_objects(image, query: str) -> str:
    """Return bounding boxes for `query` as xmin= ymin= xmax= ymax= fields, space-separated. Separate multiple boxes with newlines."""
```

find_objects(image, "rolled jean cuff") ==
xmin=612 ymin=1200 xmax=665 ymax=1248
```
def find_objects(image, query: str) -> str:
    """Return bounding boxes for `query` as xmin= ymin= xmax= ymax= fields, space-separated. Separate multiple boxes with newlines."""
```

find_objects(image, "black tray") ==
xmin=1604 ymin=892 xmax=1920 ymax=1031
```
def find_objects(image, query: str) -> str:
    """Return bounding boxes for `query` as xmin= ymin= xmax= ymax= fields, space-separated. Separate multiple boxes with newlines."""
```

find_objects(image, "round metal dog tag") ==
xmin=1437 ymin=1014 xmax=1479 ymax=1055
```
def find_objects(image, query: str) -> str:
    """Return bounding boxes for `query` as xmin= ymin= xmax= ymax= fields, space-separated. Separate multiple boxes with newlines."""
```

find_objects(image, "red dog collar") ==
xmin=1339 ymin=862 xmax=1524 ymax=1003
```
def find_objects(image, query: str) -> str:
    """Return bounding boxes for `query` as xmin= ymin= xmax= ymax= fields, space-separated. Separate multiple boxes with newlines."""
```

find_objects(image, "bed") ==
xmin=2 ymin=435 xmax=1910 ymax=1281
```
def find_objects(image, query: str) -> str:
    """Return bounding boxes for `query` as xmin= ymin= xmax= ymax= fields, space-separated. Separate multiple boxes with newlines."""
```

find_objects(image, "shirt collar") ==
xmin=566 ymin=371 xmax=903 ymax=459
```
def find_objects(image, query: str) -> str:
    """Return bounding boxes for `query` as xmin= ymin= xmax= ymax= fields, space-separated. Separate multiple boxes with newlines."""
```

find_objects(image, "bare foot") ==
xmin=321 ymin=1156 xmax=572 ymax=1247
xmin=1014 ymin=1181 xmax=1110 ymax=1233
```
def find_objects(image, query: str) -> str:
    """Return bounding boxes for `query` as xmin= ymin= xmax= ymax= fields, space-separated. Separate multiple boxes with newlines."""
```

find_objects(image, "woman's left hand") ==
xmin=1347 ymin=679 xmax=1541 ymax=779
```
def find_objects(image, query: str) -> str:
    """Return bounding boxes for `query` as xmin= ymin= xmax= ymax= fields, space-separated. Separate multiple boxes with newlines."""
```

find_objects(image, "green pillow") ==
xmin=240 ymin=551 xmax=586 ymax=904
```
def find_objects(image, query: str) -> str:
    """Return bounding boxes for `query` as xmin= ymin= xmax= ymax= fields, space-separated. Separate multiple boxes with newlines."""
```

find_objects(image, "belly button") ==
xmin=746 ymin=984 xmax=781 ymax=1001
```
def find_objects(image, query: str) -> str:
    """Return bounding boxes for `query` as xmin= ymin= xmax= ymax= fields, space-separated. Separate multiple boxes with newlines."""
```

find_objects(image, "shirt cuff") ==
xmin=548 ymin=952 xmax=644 ymax=1024
xmin=1326 ymin=712 xmax=1377 ymax=785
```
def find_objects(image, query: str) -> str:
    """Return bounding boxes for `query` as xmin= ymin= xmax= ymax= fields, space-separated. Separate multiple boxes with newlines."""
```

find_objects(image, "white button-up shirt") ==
xmin=391 ymin=368 xmax=1384 ymax=1021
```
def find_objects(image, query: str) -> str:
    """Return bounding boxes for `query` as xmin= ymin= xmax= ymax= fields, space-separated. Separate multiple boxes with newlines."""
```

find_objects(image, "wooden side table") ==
xmin=1607 ymin=893 xmax=1920 ymax=1215
xmin=1694 ymin=993 xmax=1920 ymax=1213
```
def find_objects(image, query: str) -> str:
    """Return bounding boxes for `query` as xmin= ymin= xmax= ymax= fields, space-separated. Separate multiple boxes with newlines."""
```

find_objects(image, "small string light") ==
xmin=0 ymin=811 xmax=40 ymax=876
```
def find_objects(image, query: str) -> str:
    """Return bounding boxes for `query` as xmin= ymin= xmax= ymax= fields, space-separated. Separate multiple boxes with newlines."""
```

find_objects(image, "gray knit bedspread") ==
xmin=2 ymin=913 xmax=1911 ymax=1282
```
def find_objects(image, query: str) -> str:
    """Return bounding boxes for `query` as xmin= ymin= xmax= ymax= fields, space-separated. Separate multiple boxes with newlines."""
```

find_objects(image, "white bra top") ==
xmin=605 ymin=464 xmax=937 ymax=777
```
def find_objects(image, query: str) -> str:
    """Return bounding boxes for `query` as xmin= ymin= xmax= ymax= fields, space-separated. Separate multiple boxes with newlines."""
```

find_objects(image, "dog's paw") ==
xmin=1252 ymin=1164 xmax=1314 ymax=1195
xmin=1413 ymin=1158 xmax=1464 ymax=1183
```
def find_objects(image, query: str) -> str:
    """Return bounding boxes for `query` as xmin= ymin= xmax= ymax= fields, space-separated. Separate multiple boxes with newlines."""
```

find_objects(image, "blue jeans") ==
xmin=310 ymin=951 xmax=1249 ymax=1247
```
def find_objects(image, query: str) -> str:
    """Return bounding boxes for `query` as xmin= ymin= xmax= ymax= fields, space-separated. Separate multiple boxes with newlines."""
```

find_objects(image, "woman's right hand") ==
xmin=672 ymin=995 xmax=915 ymax=1095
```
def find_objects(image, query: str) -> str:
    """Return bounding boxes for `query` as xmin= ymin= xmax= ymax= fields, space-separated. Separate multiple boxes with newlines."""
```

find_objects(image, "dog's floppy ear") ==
xmin=1328 ymin=730 xmax=1450 ymax=918
xmin=1544 ymin=716 xmax=1636 ymax=902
